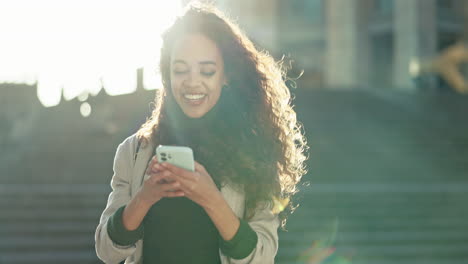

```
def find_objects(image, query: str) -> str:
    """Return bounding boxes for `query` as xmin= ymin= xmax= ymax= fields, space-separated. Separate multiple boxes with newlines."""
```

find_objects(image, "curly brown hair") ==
xmin=136 ymin=2 xmax=308 ymax=230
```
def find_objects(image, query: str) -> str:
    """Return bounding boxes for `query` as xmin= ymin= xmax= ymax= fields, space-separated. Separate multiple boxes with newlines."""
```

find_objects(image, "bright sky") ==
xmin=0 ymin=0 xmax=182 ymax=107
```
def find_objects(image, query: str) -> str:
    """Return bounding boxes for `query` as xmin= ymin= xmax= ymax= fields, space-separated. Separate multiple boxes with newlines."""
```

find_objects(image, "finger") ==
xmin=145 ymin=167 xmax=153 ymax=175
xmin=163 ymin=190 xmax=185 ymax=197
xmin=146 ymin=155 xmax=159 ymax=169
xmin=145 ymin=163 xmax=153 ymax=175
xmin=146 ymin=172 xmax=163 ymax=184
xmin=146 ymin=168 xmax=155 ymax=176
xmin=153 ymin=162 xmax=164 ymax=172
xmin=147 ymin=171 xmax=172 ymax=185
xmin=161 ymin=162 xmax=193 ymax=180
xmin=147 ymin=155 xmax=158 ymax=167
xmin=160 ymin=181 xmax=182 ymax=192
xmin=169 ymin=176 xmax=191 ymax=192
xmin=147 ymin=164 xmax=162 ymax=175
xmin=157 ymin=171 xmax=180 ymax=184
xmin=194 ymin=161 xmax=206 ymax=173
xmin=146 ymin=161 xmax=163 ymax=175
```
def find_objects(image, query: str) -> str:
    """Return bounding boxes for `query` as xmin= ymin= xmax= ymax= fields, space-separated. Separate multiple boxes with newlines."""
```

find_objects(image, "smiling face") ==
xmin=170 ymin=33 xmax=227 ymax=118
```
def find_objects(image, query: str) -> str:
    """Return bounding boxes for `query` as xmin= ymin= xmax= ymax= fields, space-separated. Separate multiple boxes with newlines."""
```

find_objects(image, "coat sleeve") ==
xmin=95 ymin=136 xmax=139 ymax=264
xmin=227 ymin=203 xmax=280 ymax=264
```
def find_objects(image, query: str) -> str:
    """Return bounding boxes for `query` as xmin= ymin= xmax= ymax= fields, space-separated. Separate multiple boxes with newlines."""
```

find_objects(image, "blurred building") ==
xmin=2 ymin=0 xmax=467 ymax=182
xmin=0 ymin=71 xmax=154 ymax=184
xmin=215 ymin=0 xmax=467 ymax=91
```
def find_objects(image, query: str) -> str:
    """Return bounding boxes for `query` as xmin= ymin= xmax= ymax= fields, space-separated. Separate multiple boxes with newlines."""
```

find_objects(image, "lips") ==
xmin=182 ymin=93 xmax=207 ymax=106
xmin=183 ymin=93 xmax=206 ymax=100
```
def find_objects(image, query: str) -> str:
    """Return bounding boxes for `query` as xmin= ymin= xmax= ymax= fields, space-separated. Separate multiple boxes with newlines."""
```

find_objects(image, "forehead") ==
xmin=170 ymin=33 xmax=223 ymax=64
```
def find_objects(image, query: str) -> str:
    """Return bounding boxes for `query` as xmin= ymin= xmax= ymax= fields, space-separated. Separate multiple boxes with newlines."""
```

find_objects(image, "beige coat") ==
xmin=95 ymin=134 xmax=280 ymax=263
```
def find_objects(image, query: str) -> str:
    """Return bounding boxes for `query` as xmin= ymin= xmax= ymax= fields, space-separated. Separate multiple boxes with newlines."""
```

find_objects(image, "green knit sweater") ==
xmin=107 ymin=199 xmax=258 ymax=263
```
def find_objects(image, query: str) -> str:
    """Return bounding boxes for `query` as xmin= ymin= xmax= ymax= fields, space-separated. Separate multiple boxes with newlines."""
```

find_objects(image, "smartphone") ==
xmin=155 ymin=145 xmax=195 ymax=172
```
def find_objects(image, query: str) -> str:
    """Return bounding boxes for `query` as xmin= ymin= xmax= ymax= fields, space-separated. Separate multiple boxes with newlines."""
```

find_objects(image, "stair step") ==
xmin=276 ymin=243 xmax=468 ymax=258
xmin=0 ymin=222 xmax=96 ymax=235
xmin=0 ymin=235 xmax=94 ymax=251
xmin=0 ymin=209 xmax=103 ymax=221
xmin=286 ymin=217 xmax=468 ymax=231
xmin=280 ymin=230 xmax=468 ymax=245
xmin=0 ymin=251 xmax=100 ymax=264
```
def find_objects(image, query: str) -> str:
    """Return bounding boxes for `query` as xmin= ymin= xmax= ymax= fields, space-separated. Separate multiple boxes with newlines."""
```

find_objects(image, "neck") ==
xmin=162 ymin=94 xmax=221 ymax=146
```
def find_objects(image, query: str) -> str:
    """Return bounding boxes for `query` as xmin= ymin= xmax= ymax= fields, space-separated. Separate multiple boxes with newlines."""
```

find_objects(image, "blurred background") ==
xmin=1 ymin=0 xmax=468 ymax=263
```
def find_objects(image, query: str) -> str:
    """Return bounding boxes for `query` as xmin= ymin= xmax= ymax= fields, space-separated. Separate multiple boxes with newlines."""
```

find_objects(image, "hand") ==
xmin=137 ymin=156 xmax=184 ymax=207
xmin=159 ymin=161 xmax=220 ymax=209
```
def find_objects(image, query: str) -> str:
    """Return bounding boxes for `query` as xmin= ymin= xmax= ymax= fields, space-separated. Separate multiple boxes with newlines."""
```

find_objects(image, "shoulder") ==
xmin=114 ymin=133 xmax=141 ymax=163
xmin=119 ymin=133 xmax=139 ymax=152
xmin=117 ymin=133 xmax=155 ymax=159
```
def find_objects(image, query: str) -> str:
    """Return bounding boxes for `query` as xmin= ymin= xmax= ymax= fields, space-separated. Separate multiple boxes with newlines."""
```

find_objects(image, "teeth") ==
xmin=184 ymin=94 xmax=206 ymax=100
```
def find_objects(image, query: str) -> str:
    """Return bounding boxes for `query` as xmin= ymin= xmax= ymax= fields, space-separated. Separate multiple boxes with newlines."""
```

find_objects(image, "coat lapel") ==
xmin=130 ymin=141 xmax=155 ymax=197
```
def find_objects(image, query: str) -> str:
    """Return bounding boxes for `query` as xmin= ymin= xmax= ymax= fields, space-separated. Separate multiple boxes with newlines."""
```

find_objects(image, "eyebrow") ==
xmin=172 ymin=59 xmax=217 ymax=66
xmin=199 ymin=61 xmax=217 ymax=66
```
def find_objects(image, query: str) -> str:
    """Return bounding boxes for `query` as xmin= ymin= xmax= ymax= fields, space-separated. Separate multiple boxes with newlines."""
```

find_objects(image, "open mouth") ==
xmin=182 ymin=93 xmax=207 ymax=106
xmin=183 ymin=93 xmax=206 ymax=100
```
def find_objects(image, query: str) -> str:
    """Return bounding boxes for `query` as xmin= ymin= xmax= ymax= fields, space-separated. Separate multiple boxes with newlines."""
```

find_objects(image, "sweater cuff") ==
xmin=219 ymin=218 xmax=258 ymax=259
xmin=107 ymin=205 xmax=144 ymax=246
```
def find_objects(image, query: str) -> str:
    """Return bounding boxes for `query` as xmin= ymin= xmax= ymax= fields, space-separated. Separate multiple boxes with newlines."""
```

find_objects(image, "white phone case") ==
xmin=156 ymin=145 xmax=195 ymax=172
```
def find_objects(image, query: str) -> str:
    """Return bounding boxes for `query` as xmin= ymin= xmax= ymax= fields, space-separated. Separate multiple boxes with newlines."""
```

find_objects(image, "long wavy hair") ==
xmin=136 ymin=3 xmax=308 ymax=230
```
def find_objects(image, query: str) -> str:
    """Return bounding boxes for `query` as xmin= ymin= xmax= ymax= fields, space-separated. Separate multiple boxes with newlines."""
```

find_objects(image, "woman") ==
xmin=95 ymin=3 xmax=307 ymax=264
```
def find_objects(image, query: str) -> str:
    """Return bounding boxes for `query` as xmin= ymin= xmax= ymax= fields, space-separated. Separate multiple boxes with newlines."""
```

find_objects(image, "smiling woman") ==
xmin=95 ymin=2 xmax=308 ymax=264
xmin=170 ymin=33 xmax=227 ymax=118
xmin=0 ymin=0 xmax=181 ymax=107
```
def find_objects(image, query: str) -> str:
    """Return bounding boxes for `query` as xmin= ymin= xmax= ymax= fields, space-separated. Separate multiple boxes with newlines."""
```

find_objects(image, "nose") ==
xmin=184 ymin=71 xmax=202 ymax=87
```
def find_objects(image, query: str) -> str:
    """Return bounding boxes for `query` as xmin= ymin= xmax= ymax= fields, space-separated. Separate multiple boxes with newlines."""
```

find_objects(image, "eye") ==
xmin=173 ymin=70 xmax=189 ymax=75
xmin=201 ymin=71 xmax=215 ymax=77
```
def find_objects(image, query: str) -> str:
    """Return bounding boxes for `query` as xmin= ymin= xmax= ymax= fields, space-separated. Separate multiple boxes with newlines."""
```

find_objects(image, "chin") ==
xmin=182 ymin=109 xmax=207 ymax=119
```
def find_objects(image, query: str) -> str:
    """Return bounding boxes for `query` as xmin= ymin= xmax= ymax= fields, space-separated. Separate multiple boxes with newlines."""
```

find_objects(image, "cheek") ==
xmin=208 ymin=82 xmax=223 ymax=106
xmin=207 ymin=76 xmax=224 ymax=94
xmin=170 ymin=75 xmax=183 ymax=93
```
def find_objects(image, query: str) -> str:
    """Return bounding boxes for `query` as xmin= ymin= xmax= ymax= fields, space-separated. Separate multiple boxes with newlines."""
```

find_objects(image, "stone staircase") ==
xmin=276 ymin=183 xmax=468 ymax=264
xmin=276 ymin=89 xmax=468 ymax=264
xmin=0 ymin=184 xmax=108 ymax=264
xmin=1 ymin=89 xmax=467 ymax=264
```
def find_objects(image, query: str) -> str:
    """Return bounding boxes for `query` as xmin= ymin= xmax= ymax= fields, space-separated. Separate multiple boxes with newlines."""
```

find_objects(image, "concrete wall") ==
xmin=393 ymin=0 xmax=437 ymax=90
xmin=325 ymin=0 xmax=371 ymax=88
